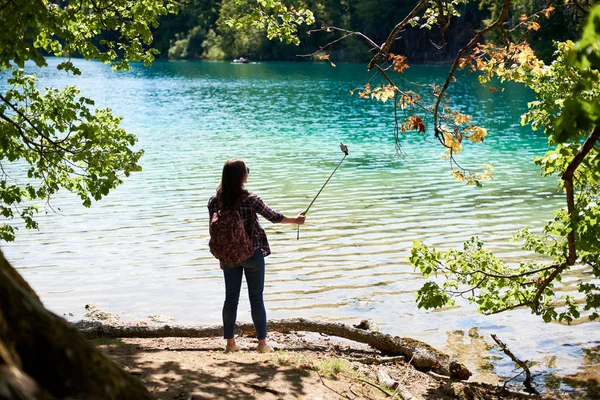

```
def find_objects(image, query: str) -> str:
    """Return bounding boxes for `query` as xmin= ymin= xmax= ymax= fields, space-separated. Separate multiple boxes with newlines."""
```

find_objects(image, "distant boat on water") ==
xmin=232 ymin=57 xmax=250 ymax=64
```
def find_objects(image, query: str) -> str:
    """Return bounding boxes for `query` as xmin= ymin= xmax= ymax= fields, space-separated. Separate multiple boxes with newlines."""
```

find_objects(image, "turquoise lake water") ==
xmin=2 ymin=59 xmax=598 ymax=393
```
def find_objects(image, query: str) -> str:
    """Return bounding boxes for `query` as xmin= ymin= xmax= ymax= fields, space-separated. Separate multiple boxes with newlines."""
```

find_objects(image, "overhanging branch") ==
xmin=562 ymin=126 xmax=600 ymax=265
xmin=433 ymin=0 xmax=511 ymax=135
xmin=491 ymin=334 xmax=538 ymax=395
xmin=0 ymin=93 xmax=74 ymax=155
xmin=367 ymin=0 xmax=429 ymax=71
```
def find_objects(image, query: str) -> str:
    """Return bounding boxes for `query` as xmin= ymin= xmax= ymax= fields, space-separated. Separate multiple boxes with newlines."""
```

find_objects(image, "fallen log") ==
xmin=74 ymin=318 xmax=472 ymax=379
xmin=340 ymin=355 xmax=406 ymax=365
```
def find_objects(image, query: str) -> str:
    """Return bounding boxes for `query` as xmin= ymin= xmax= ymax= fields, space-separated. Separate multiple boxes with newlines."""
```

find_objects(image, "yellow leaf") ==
xmin=443 ymin=130 xmax=463 ymax=153
xmin=452 ymin=169 xmax=466 ymax=181
xmin=452 ymin=112 xmax=471 ymax=126
xmin=469 ymin=126 xmax=487 ymax=143
xmin=406 ymin=115 xmax=426 ymax=133
xmin=389 ymin=54 xmax=409 ymax=73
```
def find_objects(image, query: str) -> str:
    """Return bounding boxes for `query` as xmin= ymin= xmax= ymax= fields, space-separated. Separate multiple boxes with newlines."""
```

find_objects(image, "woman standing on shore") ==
xmin=208 ymin=158 xmax=306 ymax=353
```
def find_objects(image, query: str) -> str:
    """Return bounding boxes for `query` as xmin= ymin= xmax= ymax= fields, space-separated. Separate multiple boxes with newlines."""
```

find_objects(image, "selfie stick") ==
xmin=297 ymin=143 xmax=349 ymax=240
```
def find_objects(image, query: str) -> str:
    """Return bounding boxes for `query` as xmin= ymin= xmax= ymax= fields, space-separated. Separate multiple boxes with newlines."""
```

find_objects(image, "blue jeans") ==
xmin=222 ymin=249 xmax=267 ymax=340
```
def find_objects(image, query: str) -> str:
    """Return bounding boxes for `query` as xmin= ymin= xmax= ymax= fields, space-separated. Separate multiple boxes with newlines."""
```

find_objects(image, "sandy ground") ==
xmin=94 ymin=331 xmax=537 ymax=400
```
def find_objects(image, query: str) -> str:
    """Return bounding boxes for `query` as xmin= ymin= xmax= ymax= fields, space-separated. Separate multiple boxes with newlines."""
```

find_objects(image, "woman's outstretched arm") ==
xmin=281 ymin=213 xmax=305 ymax=225
xmin=252 ymin=195 xmax=305 ymax=225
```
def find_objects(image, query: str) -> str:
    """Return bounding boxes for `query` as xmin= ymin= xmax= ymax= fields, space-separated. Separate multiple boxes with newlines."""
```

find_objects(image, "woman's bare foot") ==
xmin=225 ymin=338 xmax=240 ymax=353
xmin=256 ymin=340 xmax=273 ymax=353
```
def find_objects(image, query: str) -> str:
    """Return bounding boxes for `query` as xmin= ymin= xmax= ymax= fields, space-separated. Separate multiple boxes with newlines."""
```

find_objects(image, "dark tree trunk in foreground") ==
xmin=76 ymin=319 xmax=472 ymax=380
xmin=0 ymin=249 xmax=152 ymax=400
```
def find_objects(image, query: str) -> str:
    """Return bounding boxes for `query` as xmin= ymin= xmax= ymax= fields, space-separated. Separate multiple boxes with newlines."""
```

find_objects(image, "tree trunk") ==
xmin=75 ymin=318 xmax=472 ymax=380
xmin=0 ymin=249 xmax=153 ymax=400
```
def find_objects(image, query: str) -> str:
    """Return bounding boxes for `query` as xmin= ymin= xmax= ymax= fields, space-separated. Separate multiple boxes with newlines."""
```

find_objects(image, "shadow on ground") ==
xmin=96 ymin=337 xmax=349 ymax=400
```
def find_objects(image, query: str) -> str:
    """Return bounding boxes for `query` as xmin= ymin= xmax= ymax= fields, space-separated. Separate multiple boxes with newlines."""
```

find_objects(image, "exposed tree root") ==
xmin=0 ymin=250 xmax=152 ymax=399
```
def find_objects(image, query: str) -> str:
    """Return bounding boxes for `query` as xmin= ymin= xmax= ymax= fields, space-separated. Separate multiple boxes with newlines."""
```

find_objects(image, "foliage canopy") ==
xmin=0 ymin=0 xmax=175 ymax=241
xmin=411 ymin=5 xmax=600 ymax=323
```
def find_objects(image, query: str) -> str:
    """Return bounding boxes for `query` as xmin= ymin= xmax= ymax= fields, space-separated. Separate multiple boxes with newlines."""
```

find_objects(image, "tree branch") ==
xmin=562 ymin=127 xmax=600 ymax=181
xmin=0 ymin=93 xmax=74 ymax=155
xmin=433 ymin=0 xmax=511 ymax=136
xmin=491 ymin=334 xmax=538 ymax=395
xmin=373 ymin=64 xmax=433 ymax=116
xmin=371 ymin=62 xmax=476 ymax=164
xmin=532 ymin=261 xmax=567 ymax=312
xmin=367 ymin=0 xmax=429 ymax=71
xmin=466 ymin=263 xmax=561 ymax=280
xmin=313 ymin=26 xmax=380 ymax=51
xmin=562 ymin=126 xmax=600 ymax=264
xmin=0 ymin=0 xmax=13 ymax=11
xmin=535 ymin=126 xmax=600 ymax=310
xmin=433 ymin=260 xmax=562 ymax=280
xmin=298 ymin=31 xmax=355 ymax=57
xmin=487 ymin=301 xmax=528 ymax=314
xmin=571 ymin=0 xmax=590 ymax=14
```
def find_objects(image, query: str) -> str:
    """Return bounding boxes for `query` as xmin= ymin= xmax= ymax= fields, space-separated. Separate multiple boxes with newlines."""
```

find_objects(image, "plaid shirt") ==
xmin=208 ymin=193 xmax=284 ymax=258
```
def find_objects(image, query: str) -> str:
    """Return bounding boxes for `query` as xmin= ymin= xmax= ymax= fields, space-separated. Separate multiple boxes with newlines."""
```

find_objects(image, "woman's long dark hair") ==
xmin=216 ymin=158 xmax=249 ymax=209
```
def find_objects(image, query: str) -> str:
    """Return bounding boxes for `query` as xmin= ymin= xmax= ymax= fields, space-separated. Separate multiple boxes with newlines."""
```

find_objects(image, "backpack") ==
xmin=209 ymin=200 xmax=254 ymax=265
